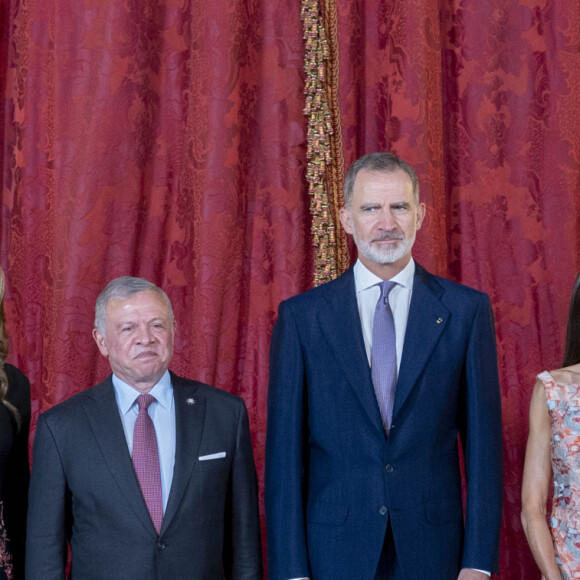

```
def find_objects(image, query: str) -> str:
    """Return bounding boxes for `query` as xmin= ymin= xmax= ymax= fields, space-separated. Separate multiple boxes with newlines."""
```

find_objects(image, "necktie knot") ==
xmin=136 ymin=394 xmax=155 ymax=411
xmin=379 ymin=280 xmax=397 ymax=304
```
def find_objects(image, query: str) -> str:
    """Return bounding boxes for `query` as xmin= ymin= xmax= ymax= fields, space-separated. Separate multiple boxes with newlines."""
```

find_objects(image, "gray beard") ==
xmin=353 ymin=232 xmax=415 ymax=265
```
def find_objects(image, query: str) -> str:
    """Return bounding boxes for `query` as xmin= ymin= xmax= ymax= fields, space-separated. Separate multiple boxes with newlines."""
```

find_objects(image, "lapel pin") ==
xmin=436 ymin=317 xmax=443 ymax=324
xmin=186 ymin=398 xmax=196 ymax=405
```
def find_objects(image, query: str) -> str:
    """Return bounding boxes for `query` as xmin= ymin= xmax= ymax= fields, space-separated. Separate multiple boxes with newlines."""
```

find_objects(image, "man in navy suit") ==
xmin=26 ymin=276 xmax=262 ymax=579
xmin=265 ymin=153 xmax=502 ymax=579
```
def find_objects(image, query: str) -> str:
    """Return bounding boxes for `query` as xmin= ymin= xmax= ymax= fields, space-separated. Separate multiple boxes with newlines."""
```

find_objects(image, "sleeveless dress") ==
xmin=539 ymin=370 xmax=580 ymax=579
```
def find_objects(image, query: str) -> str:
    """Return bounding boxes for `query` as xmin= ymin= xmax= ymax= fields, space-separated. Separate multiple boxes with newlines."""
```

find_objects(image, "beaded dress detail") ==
xmin=0 ymin=501 xmax=13 ymax=579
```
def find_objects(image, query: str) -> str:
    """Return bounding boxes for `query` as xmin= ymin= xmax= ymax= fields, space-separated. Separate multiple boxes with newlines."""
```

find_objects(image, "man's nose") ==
xmin=136 ymin=326 xmax=155 ymax=344
xmin=377 ymin=209 xmax=396 ymax=230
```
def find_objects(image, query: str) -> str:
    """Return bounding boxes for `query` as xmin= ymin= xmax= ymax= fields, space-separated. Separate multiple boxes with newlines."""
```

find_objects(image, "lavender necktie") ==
xmin=371 ymin=280 xmax=397 ymax=433
xmin=132 ymin=394 xmax=163 ymax=534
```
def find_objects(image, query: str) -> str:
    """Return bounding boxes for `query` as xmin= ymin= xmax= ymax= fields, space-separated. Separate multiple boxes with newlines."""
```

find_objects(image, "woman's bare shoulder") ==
xmin=549 ymin=363 xmax=580 ymax=385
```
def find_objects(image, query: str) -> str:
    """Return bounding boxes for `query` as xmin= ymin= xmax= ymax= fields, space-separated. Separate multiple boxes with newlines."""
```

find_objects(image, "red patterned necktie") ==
xmin=371 ymin=280 xmax=398 ymax=434
xmin=132 ymin=394 xmax=163 ymax=534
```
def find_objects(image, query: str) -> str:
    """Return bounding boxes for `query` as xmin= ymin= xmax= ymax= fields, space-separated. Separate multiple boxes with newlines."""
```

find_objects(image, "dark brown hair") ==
xmin=563 ymin=272 xmax=580 ymax=367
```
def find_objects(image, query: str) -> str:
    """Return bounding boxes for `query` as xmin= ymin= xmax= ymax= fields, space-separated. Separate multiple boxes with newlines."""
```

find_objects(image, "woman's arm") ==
xmin=521 ymin=379 xmax=561 ymax=580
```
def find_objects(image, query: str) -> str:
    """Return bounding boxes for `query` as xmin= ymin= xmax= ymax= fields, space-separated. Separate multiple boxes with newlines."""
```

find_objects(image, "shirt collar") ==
xmin=112 ymin=370 xmax=173 ymax=416
xmin=353 ymin=257 xmax=416 ymax=293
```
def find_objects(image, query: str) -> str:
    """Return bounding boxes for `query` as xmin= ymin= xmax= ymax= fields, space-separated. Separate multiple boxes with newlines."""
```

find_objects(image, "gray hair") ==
xmin=94 ymin=276 xmax=174 ymax=335
xmin=343 ymin=152 xmax=420 ymax=207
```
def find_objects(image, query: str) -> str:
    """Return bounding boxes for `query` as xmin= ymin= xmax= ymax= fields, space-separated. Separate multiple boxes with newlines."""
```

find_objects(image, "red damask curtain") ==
xmin=1 ymin=0 xmax=579 ymax=578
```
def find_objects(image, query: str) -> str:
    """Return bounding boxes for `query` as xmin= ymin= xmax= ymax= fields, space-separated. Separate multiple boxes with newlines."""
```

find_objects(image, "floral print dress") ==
xmin=540 ymin=370 xmax=580 ymax=579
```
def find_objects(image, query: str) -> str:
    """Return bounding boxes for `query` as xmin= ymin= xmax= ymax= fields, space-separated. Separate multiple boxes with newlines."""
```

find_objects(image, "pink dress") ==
xmin=539 ymin=370 xmax=580 ymax=579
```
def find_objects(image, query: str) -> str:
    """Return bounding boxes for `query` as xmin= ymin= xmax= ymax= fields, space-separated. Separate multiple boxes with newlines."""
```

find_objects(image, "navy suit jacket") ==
xmin=265 ymin=264 xmax=502 ymax=580
xmin=26 ymin=372 xmax=262 ymax=580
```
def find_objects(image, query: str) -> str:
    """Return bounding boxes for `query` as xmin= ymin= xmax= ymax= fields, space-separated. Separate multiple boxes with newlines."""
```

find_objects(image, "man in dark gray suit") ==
xmin=27 ymin=276 xmax=262 ymax=580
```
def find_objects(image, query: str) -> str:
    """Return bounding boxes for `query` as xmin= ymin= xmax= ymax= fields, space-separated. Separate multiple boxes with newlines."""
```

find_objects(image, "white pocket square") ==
xmin=198 ymin=452 xmax=226 ymax=461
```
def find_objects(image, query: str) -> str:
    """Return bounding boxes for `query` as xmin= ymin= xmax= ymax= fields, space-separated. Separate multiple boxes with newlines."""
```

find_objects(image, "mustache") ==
xmin=372 ymin=233 xmax=404 ymax=242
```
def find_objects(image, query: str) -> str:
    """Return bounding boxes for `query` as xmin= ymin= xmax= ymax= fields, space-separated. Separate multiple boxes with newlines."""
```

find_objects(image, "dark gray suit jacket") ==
xmin=26 ymin=372 xmax=262 ymax=580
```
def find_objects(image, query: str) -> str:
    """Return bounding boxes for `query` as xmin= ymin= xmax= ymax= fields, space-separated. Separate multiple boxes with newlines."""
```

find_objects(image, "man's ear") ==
xmin=93 ymin=328 xmax=109 ymax=357
xmin=416 ymin=202 xmax=427 ymax=231
xmin=340 ymin=206 xmax=353 ymax=235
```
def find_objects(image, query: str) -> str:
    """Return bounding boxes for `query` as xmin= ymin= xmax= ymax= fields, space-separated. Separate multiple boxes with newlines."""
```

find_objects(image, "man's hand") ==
xmin=458 ymin=570 xmax=489 ymax=580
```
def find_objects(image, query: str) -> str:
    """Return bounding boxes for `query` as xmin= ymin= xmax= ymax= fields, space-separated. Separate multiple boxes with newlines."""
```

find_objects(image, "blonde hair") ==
xmin=0 ymin=267 xmax=19 ymax=423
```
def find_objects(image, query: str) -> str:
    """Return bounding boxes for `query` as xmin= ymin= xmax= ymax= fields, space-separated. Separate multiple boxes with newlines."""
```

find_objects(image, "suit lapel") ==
xmin=82 ymin=378 xmax=157 ymax=537
xmin=161 ymin=374 xmax=205 ymax=533
xmin=393 ymin=265 xmax=450 ymax=419
xmin=318 ymin=269 xmax=384 ymax=435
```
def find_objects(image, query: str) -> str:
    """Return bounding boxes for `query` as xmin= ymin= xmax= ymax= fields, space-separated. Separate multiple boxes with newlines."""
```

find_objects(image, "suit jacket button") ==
xmin=157 ymin=542 xmax=166 ymax=551
xmin=385 ymin=464 xmax=394 ymax=473
xmin=379 ymin=506 xmax=387 ymax=516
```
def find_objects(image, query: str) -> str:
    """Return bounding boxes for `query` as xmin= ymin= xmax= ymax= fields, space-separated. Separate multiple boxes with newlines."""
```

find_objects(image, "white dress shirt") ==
xmin=354 ymin=257 xmax=415 ymax=370
xmin=112 ymin=370 xmax=176 ymax=512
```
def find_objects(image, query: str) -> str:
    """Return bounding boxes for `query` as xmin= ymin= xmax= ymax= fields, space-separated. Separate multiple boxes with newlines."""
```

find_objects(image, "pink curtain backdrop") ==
xmin=1 ymin=0 xmax=579 ymax=577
